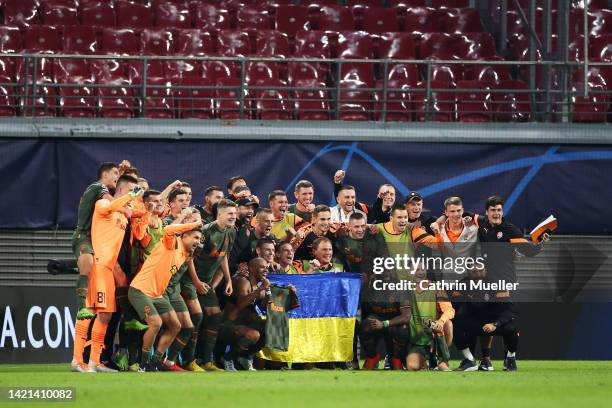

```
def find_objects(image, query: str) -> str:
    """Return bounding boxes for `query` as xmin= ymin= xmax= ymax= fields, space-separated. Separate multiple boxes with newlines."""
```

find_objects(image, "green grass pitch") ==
xmin=0 ymin=361 xmax=611 ymax=408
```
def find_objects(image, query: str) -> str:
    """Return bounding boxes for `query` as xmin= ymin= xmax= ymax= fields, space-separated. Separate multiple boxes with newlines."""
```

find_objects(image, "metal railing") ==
xmin=1 ymin=52 xmax=611 ymax=122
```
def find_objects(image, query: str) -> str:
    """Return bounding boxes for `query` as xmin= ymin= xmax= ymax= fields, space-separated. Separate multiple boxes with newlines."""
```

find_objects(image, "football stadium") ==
xmin=0 ymin=0 xmax=611 ymax=406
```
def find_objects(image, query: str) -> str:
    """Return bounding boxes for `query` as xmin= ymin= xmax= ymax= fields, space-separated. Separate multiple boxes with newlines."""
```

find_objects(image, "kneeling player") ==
xmin=129 ymin=219 xmax=202 ymax=371
xmin=407 ymin=267 xmax=454 ymax=371
xmin=359 ymin=271 xmax=412 ymax=370
xmin=453 ymin=266 xmax=520 ymax=372
xmin=218 ymin=258 xmax=270 ymax=371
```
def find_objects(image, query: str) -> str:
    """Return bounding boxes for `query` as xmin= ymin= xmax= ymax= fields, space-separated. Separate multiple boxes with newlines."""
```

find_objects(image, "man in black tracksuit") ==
xmin=455 ymin=195 xmax=549 ymax=372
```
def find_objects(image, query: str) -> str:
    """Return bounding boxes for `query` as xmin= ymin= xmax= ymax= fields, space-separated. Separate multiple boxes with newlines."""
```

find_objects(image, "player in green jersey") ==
xmin=194 ymin=199 xmax=237 ymax=371
xmin=288 ymin=180 xmax=316 ymax=223
xmin=71 ymin=162 xmax=119 ymax=321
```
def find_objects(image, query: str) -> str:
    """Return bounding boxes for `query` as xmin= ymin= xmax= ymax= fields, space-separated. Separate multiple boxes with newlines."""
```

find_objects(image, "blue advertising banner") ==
xmin=2 ymin=139 xmax=611 ymax=233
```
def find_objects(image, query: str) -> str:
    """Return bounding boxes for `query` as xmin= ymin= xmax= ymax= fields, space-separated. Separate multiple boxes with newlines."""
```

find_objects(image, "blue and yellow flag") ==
xmin=257 ymin=273 xmax=361 ymax=363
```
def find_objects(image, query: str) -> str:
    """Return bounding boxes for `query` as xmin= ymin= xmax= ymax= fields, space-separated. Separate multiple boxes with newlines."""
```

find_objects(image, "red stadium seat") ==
xmin=455 ymin=33 xmax=497 ymax=60
xmin=91 ymin=59 xmax=126 ymax=81
xmin=443 ymin=8 xmax=483 ymax=34
xmin=3 ymin=2 xmax=39 ymax=29
xmin=360 ymin=8 xmax=399 ymax=34
xmin=455 ymin=80 xmax=492 ymax=122
xmin=255 ymin=30 xmax=290 ymax=57
xmin=116 ymin=2 xmax=153 ymax=29
xmin=79 ymin=2 xmax=116 ymax=27
xmin=0 ymin=26 xmax=23 ymax=53
xmin=175 ymin=76 xmax=215 ymax=119
xmin=431 ymin=0 xmax=469 ymax=7
xmin=97 ymin=77 xmax=135 ymax=118
xmin=288 ymin=61 xmax=322 ymax=83
xmin=24 ymin=26 xmax=61 ymax=53
xmin=245 ymin=60 xmax=281 ymax=84
xmin=374 ymin=79 xmax=413 ymax=122
xmin=237 ymin=7 xmax=273 ymax=30
xmin=571 ymin=82 xmax=608 ymax=122
xmin=194 ymin=4 xmax=231 ymax=30
xmin=376 ymin=31 xmax=415 ymax=59
xmin=493 ymin=80 xmax=531 ymax=122
xmin=338 ymin=79 xmax=372 ymax=121
xmin=337 ymin=31 xmax=373 ymax=59
xmin=174 ymin=29 xmax=215 ymax=55
xmin=414 ymin=80 xmax=454 ymax=122
xmin=251 ymin=78 xmax=292 ymax=120
xmin=419 ymin=33 xmax=457 ymax=59
xmin=54 ymin=58 xmax=91 ymax=80
xmin=165 ymin=60 xmax=201 ymax=81
xmin=292 ymin=79 xmax=330 ymax=120
xmin=100 ymin=28 xmax=139 ymax=55
xmin=141 ymin=77 xmax=174 ymax=119
xmin=590 ymin=34 xmax=612 ymax=61
xmin=63 ymin=26 xmax=99 ymax=54
xmin=463 ymin=57 xmax=512 ymax=85
xmin=403 ymin=7 xmax=442 ymax=34
xmin=294 ymin=30 xmax=330 ymax=58
xmin=15 ymin=56 xmax=54 ymax=84
xmin=41 ymin=2 xmax=78 ymax=26
xmin=216 ymin=77 xmax=243 ymax=119
xmin=275 ymin=5 xmax=310 ymax=36
xmin=387 ymin=63 xmax=420 ymax=85
xmin=316 ymin=6 xmax=355 ymax=31
xmin=20 ymin=80 xmax=57 ymax=116
xmin=57 ymin=77 xmax=95 ymax=118
xmin=140 ymin=29 xmax=173 ymax=55
xmin=127 ymin=60 xmax=166 ymax=84
xmin=217 ymin=30 xmax=251 ymax=56
xmin=292 ymin=30 xmax=331 ymax=79
xmin=0 ymin=75 xmax=17 ymax=116
xmin=203 ymin=59 xmax=238 ymax=82
xmin=154 ymin=2 xmax=191 ymax=29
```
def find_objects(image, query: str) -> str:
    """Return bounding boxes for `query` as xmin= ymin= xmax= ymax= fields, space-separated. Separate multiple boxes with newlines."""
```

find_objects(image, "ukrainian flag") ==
xmin=257 ymin=273 xmax=361 ymax=363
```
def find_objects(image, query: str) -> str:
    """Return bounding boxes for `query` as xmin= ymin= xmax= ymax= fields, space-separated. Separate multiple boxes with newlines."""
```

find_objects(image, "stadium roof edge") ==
xmin=0 ymin=118 xmax=610 ymax=145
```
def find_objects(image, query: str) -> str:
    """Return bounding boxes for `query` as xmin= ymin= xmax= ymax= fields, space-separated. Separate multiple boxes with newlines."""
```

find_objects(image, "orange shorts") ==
xmin=86 ymin=264 xmax=116 ymax=313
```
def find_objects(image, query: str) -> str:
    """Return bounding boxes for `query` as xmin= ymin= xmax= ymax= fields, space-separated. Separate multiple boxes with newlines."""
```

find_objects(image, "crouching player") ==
xmin=218 ymin=258 xmax=270 ymax=371
xmin=407 ymin=267 xmax=455 ymax=371
xmin=359 ymin=271 xmax=412 ymax=370
xmin=128 ymin=217 xmax=202 ymax=371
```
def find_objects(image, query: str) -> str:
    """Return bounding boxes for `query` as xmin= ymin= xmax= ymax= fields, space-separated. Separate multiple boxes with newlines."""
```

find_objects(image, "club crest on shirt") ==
xmin=497 ymin=231 xmax=503 ymax=239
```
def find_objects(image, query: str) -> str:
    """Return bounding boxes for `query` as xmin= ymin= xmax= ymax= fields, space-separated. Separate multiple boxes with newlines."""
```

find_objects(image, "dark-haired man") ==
xmin=197 ymin=186 xmax=224 ymax=225
xmin=71 ymin=162 xmax=118 ymax=322
xmin=288 ymin=180 xmax=316 ymax=223
xmin=291 ymin=205 xmax=338 ymax=261
xmin=72 ymin=174 xmax=143 ymax=372
xmin=268 ymin=190 xmax=303 ymax=242
xmin=194 ymin=199 xmax=238 ymax=371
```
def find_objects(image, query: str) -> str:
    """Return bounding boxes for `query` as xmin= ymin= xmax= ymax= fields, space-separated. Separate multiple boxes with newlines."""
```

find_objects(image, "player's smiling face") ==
xmin=277 ymin=244 xmax=294 ymax=265
xmin=257 ymin=243 xmax=275 ymax=264
xmin=315 ymin=211 xmax=331 ymax=233
xmin=406 ymin=199 xmax=423 ymax=219
xmin=295 ymin=187 xmax=314 ymax=206
xmin=486 ymin=205 xmax=503 ymax=226
xmin=338 ymin=189 xmax=355 ymax=212
xmin=379 ymin=186 xmax=396 ymax=207
xmin=218 ymin=206 xmax=237 ymax=228
xmin=314 ymin=241 xmax=333 ymax=264
xmin=445 ymin=204 xmax=464 ymax=224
